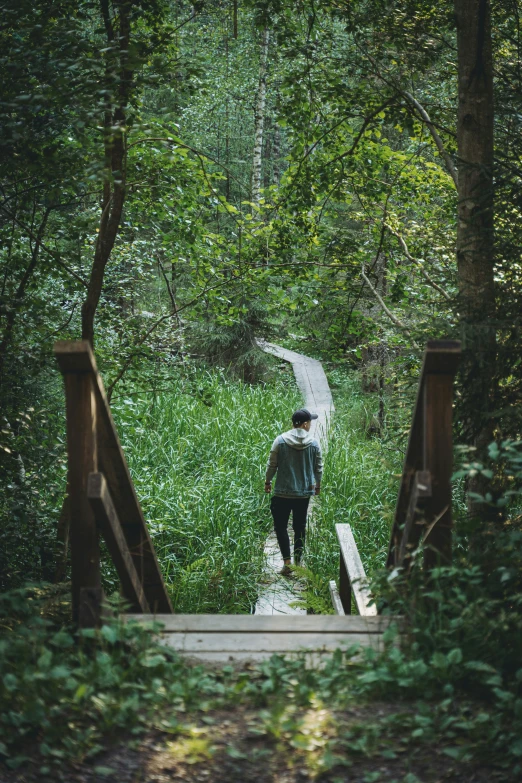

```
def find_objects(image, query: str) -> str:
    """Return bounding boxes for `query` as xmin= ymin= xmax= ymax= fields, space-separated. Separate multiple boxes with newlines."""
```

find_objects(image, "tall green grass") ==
xmin=110 ymin=361 xmax=400 ymax=615
xmin=111 ymin=366 xmax=300 ymax=613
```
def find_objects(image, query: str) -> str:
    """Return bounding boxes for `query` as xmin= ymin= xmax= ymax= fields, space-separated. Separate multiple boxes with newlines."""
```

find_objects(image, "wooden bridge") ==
xmin=55 ymin=339 xmax=461 ymax=662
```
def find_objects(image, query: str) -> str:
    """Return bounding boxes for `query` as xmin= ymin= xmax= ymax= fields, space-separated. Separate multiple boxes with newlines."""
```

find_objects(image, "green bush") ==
xmin=0 ymin=587 xmax=221 ymax=770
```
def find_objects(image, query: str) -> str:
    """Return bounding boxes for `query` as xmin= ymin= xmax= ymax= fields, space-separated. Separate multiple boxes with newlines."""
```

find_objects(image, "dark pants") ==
xmin=270 ymin=495 xmax=310 ymax=562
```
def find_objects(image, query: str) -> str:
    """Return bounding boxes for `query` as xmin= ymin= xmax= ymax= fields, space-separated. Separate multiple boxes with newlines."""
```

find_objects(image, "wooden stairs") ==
xmin=55 ymin=339 xmax=460 ymax=663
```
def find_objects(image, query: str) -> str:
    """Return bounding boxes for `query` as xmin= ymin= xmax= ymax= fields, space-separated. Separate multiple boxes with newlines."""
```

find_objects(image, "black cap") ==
xmin=292 ymin=408 xmax=319 ymax=427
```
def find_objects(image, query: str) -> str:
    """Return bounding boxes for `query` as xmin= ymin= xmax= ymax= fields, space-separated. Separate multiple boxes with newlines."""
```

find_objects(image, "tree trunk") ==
xmin=273 ymin=121 xmax=281 ymax=184
xmin=251 ymin=26 xmax=269 ymax=206
xmin=81 ymin=0 xmax=132 ymax=347
xmin=455 ymin=0 xmax=496 ymax=453
xmin=57 ymin=0 xmax=132 ymax=581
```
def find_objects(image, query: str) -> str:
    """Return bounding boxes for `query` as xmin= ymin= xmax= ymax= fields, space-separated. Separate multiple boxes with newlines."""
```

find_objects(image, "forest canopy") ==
xmin=0 ymin=0 xmax=521 ymax=585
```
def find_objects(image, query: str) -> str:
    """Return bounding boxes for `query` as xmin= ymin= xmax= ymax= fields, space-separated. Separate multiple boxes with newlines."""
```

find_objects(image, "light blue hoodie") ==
xmin=265 ymin=428 xmax=323 ymax=498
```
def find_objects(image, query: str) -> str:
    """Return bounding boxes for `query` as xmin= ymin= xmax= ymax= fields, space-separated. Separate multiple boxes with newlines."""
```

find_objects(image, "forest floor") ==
xmin=3 ymin=696 xmax=507 ymax=783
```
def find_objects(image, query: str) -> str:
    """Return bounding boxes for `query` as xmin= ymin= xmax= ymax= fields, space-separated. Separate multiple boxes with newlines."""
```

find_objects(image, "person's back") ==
xmin=264 ymin=408 xmax=323 ymax=574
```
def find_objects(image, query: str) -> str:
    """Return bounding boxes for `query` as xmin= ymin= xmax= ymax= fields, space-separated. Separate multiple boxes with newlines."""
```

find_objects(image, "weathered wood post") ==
xmin=56 ymin=340 xmax=173 ymax=621
xmin=387 ymin=341 xmax=461 ymax=571
xmin=339 ymin=552 xmax=351 ymax=614
xmin=423 ymin=355 xmax=457 ymax=568
xmin=56 ymin=342 xmax=103 ymax=627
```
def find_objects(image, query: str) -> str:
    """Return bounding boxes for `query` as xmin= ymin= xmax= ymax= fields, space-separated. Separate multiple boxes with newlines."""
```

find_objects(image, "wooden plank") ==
xmin=55 ymin=341 xmax=172 ymax=614
xmin=55 ymin=340 xmax=97 ymax=374
xmin=424 ymin=340 xmax=462 ymax=375
xmin=423 ymin=373 xmax=454 ymax=567
xmin=163 ymin=632 xmax=382 ymax=653
xmin=125 ymin=614 xmax=394 ymax=633
xmin=88 ymin=472 xmax=150 ymax=614
xmin=387 ymin=379 xmax=425 ymax=567
xmin=387 ymin=341 xmax=461 ymax=568
xmin=176 ymin=652 xmax=368 ymax=665
xmin=329 ymin=580 xmax=345 ymax=615
xmin=62 ymin=371 xmax=103 ymax=626
xmin=336 ymin=524 xmax=377 ymax=616
xmin=397 ymin=470 xmax=431 ymax=566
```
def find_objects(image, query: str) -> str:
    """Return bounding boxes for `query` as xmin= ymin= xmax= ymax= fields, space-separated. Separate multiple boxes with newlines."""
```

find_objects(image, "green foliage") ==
xmin=188 ymin=299 xmax=274 ymax=384
xmin=0 ymin=382 xmax=67 ymax=589
xmin=234 ymin=531 xmax=522 ymax=774
xmin=0 ymin=586 xmax=222 ymax=770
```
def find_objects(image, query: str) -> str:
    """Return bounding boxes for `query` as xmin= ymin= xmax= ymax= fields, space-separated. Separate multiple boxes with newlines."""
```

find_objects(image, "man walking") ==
xmin=264 ymin=408 xmax=323 ymax=575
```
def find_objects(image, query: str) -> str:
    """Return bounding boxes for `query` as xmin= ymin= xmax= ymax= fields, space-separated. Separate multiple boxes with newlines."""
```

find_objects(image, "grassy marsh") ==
xmin=111 ymin=361 xmax=399 ymax=614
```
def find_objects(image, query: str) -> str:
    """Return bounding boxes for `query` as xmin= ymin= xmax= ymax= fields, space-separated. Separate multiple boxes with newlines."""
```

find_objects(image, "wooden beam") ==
xmin=62 ymin=369 xmax=103 ymax=626
xmin=124 ymin=614 xmax=399 ymax=662
xmin=424 ymin=340 xmax=461 ymax=375
xmin=125 ymin=614 xmax=394 ymax=633
xmin=165 ymin=632 xmax=381 ymax=654
xmin=336 ymin=524 xmax=377 ymax=616
xmin=397 ymin=470 xmax=431 ymax=567
xmin=55 ymin=341 xmax=173 ymax=614
xmin=55 ymin=339 xmax=99 ymax=375
xmin=387 ymin=341 xmax=461 ymax=568
xmin=387 ymin=375 xmax=425 ymax=567
xmin=88 ymin=472 xmax=150 ymax=614
xmin=423 ymin=373 xmax=454 ymax=567
xmin=329 ymin=580 xmax=345 ymax=615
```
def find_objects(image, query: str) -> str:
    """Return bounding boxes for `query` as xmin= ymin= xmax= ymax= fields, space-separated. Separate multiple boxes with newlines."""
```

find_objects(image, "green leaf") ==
xmin=101 ymin=624 xmax=118 ymax=644
xmin=447 ymin=648 xmax=463 ymax=665
xmin=3 ymin=673 xmax=18 ymax=691
xmin=431 ymin=651 xmax=447 ymax=669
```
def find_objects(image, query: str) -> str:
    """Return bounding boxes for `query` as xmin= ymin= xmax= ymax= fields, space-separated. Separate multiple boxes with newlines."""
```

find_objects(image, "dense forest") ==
xmin=1 ymin=0 xmax=522 ymax=779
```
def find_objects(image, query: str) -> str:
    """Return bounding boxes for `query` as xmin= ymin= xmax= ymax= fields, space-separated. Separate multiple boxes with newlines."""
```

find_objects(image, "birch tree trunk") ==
xmin=455 ymin=0 xmax=496 ymax=451
xmin=273 ymin=120 xmax=281 ymax=185
xmin=251 ymin=26 xmax=269 ymax=206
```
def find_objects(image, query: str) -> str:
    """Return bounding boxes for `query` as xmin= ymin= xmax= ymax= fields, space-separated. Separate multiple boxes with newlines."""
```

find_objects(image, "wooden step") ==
xmin=125 ymin=614 xmax=397 ymax=664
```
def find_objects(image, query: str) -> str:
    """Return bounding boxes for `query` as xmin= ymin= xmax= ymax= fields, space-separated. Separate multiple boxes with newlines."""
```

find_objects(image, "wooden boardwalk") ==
xmin=255 ymin=342 xmax=334 ymax=616
xmin=55 ymin=339 xmax=461 ymax=663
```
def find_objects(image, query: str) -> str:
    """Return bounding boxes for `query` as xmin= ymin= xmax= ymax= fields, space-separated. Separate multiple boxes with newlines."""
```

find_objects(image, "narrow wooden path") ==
xmin=255 ymin=341 xmax=335 ymax=615
xmin=56 ymin=339 xmax=460 ymax=661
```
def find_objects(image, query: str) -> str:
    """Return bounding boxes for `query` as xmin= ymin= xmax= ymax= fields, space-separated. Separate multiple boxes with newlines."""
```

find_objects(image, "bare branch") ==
xmin=0 ymin=207 xmax=88 ymax=287
xmin=403 ymin=92 xmax=458 ymax=189
xmin=361 ymin=265 xmax=421 ymax=350
xmin=158 ymin=257 xmax=182 ymax=328
xmin=384 ymin=224 xmax=453 ymax=302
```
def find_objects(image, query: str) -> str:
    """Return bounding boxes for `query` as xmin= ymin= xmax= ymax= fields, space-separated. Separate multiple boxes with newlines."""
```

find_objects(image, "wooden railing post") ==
xmin=423 ymin=372 xmax=454 ymax=568
xmin=62 ymin=369 xmax=103 ymax=627
xmin=56 ymin=340 xmax=173 ymax=620
xmin=339 ymin=551 xmax=351 ymax=614
xmin=386 ymin=341 xmax=461 ymax=573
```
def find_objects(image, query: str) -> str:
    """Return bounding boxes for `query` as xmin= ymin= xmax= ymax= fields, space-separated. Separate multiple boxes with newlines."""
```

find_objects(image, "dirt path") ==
xmin=9 ymin=701 xmax=506 ymax=783
xmin=255 ymin=341 xmax=334 ymax=616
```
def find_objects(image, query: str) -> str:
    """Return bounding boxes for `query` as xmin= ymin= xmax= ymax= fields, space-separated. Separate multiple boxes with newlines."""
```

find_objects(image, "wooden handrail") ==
xmin=331 ymin=524 xmax=377 ymax=616
xmin=55 ymin=341 xmax=173 ymax=626
xmin=387 ymin=340 xmax=461 ymax=570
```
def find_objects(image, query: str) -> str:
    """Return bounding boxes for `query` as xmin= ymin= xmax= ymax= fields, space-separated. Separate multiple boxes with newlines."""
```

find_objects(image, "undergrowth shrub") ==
xmin=187 ymin=301 xmax=274 ymax=384
xmin=0 ymin=587 xmax=222 ymax=771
